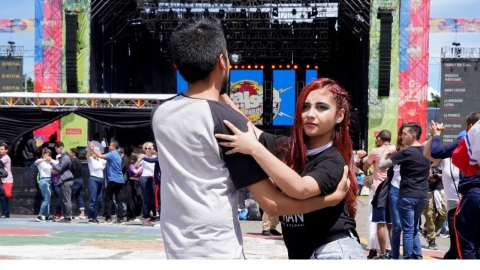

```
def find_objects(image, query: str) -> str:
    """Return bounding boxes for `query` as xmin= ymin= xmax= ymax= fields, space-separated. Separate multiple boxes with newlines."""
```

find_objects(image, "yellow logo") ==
xmin=230 ymin=80 xmax=264 ymax=125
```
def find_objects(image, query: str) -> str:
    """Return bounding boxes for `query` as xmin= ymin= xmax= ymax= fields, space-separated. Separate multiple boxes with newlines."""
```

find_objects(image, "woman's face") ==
xmin=0 ymin=146 xmax=6 ymax=156
xmin=301 ymin=88 xmax=344 ymax=143
xmin=42 ymin=152 xmax=50 ymax=159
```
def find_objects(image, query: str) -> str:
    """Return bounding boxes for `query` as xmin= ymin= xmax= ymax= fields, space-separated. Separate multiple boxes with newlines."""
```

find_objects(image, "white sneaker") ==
xmin=133 ymin=218 xmax=140 ymax=222
xmin=77 ymin=215 xmax=86 ymax=220
xmin=36 ymin=215 xmax=46 ymax=222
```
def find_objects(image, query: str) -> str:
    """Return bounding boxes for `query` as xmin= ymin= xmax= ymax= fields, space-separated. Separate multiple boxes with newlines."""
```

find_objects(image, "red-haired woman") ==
xmin=216 ymin=78 xmax=365 ymax=259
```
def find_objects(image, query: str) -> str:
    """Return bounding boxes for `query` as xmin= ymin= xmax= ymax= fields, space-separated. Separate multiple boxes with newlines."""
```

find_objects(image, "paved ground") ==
xmin=0 ymin=196 xmax=449 ymax=260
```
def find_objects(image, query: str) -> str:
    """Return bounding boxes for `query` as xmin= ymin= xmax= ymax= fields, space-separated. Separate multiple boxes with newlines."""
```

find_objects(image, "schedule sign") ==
xmin=0 ymin=57 xmax=23 ymax=92
xmin=439 ymin=59 xmax=480 ymax=145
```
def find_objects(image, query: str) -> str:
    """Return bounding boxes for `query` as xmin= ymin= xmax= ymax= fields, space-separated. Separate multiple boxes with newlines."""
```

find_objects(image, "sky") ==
xmin=0 ymin=0 xmax=479 ymax=98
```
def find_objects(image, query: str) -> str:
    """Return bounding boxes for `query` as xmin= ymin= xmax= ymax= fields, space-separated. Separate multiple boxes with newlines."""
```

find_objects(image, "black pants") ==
xmin=444 ymin=208 xmax=459 ymax=259
xmin=454 ymin=194 xmax=480 ymax=259
xmin=104 ymin=182 xmax=125 ymax=220
xmin=125 ymin=179 xmax=143 ymax=220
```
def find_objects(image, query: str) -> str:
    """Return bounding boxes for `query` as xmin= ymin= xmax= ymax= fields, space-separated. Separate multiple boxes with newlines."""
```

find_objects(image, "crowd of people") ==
xmin=0 ymin=133 xmax=161 ymax=226
xmin=1 ymin=18 xmax=479 ymax=260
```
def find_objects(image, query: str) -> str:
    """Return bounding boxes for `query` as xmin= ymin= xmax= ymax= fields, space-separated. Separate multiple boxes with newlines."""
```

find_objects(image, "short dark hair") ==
xmin=402 ymin=122 xmax=422 ymax=140
xmin=376 ymin=130 xmax=391 ymax=142
xmin=110 ymin=141 xmax=119 ymax=150
xmin=466 ymin=111 xmax=480 ymax=127
xmin=70 ymin=148 xmax=79 ymax=157
xmin=55 ymin=142 xmax=64 ymax=148
xmin=171 ymin=19 xmax=227 ymax=83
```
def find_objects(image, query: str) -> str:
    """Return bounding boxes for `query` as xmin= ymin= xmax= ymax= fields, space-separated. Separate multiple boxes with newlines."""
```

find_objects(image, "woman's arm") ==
xmin=216 ymin=120 xmax=326 ymax=199
xmin=35 ymin=158 xmax=45 ymax=165
xmin=248 ymin=166 xmax=349 ymax=215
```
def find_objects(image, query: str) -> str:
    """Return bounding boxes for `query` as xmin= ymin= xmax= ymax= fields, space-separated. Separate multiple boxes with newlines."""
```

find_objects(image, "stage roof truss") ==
xmin=0 ymin=93 xmax=176 ymax=108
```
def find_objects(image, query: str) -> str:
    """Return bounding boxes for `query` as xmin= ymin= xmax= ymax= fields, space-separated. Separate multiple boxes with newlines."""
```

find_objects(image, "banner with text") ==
xmin=398 ymin=0 xmax=430 ymax=142
xmin=0 ymin=19 xmax=34 ymax=33
xmin=230 ymin=70 xmax=264 ymax=125
xmin=430 ymin=18 xmax=480 ymax=33
xmin=34 ymin=0 xmax=63 ymax=142
xmin=439 ymin=59 xmax=480 ymax=145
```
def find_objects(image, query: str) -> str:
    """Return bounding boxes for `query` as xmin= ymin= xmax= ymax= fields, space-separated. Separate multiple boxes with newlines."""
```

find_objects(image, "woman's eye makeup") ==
xmin=302 ymin=103 xmax=330 ymax=112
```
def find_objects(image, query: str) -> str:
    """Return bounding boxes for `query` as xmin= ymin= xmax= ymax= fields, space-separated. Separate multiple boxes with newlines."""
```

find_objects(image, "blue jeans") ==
xmin=440 ymin=220 xmax=448 ymax=234
xmin=71 ymin=178 xmax=85 ymax=211
xmin=310 ymin=235 xmax=367 ymax=259
xmin=38 ymin=177 xmax=51 ymax=216
xmin=1 ymin=195 xmax=9 ymax=216
xmin=397 ymin=197 xmax=428 ymax=259
xmin=388 ymin=186 xmax=402 ymax=259
xmin=139 ymin=176 xmax=155 ymax=218
xmin=88 ymin=176 xmax=104 ymax=220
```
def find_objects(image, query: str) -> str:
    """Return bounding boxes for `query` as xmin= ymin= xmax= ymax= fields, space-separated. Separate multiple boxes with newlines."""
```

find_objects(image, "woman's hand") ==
xmin=215 ymin=120 xmax=262 ymax=155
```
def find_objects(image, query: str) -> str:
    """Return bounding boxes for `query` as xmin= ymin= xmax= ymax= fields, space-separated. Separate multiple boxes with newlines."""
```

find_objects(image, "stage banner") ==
xmin=430 ymin=18 xmax=480 ymax=33
xmin=367 ymin=0 xmax=400 ymax=152
xmin=305 ymin=69 xmax=318 ymax=84
xmin=60 ymin=0 xmax=90 ymax=149
xmin=61 ymin=113 xmax=88 ymax=151
xmin=273 ymin=70 xmax=295 ymax=126
xmin=398 ymin=0 xmax=429 ymax=142
xmin=34 ymin=0 xmax=63 ymax=142
xmin=229 ymin=70 xmax=264 ymax=125
xmin=0 ymin=19 xmax=34 ymax=33
xmin=439 ymin=59 xmax=480 ymax=145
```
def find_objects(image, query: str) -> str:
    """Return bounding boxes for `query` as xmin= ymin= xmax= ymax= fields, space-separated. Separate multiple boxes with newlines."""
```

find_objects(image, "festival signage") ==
xmin=273 ymin=70 xmax=295 ymax=126
xmin=397 ymin=0 xmax=430 ymax=142
xmin=0 ymin=19 xmax=34 ymax=33
xmin=305 ymin=69 xmax=317 ymax=85
xmin=439 ymin=59 xmax=480 ymax=145
xmin=430 ymin=18 xmax=480 ymax=33
xmin=367 ymin=0 xmax=400 ymax=152
xmin=0 ymin=58 xmax=23 ymax=92
xmin=229 ymin=70 xmax=264 ymax=125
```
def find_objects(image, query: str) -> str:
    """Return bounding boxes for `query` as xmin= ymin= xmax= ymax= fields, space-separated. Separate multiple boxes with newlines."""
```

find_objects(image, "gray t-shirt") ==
xmin=151 ymin=94 xmax=268 ymax=259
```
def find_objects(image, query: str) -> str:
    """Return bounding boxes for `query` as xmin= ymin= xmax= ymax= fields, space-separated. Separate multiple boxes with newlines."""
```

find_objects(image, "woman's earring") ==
xmin=336 ymin=120 xmax=341 ymax=124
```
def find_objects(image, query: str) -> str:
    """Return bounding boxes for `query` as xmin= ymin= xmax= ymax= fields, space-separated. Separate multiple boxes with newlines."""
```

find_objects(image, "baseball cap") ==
xmin=118 ymin=148 xmax=124 ymax=154
xmin=457 ymin=130 xmax=467 ymax=140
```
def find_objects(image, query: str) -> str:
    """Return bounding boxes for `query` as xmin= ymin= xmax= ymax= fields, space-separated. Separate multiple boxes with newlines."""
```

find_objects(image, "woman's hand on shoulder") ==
xmin=215 ymin=120 xmax=262 ymax=155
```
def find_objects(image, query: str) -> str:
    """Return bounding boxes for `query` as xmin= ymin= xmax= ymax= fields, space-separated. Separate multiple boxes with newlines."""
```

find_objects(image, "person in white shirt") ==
xmin=135 ymin=142 xmax=157 ymax=226
xmin=34 ymin=148 xmax=57 ymax=222
xmin=86 ymin=145 xmax=106 ymax=223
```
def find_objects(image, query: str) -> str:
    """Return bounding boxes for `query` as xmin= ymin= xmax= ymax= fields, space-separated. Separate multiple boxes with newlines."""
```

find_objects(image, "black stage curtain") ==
xmin=0 ymin=107 xmax=155 ymax=149
xmin=0 ymin=108 xmax=71 ymax=147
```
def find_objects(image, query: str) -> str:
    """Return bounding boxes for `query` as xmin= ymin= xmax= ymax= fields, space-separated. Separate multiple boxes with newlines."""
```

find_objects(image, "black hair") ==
xmin=376 ymin=130 xmax=391 ymax=143
xmin=130 ymin=153 xmax=138 ymax=165
xmin=402 ymin=122 xmax=422 ymax=140
xmin=70 ymin=148 xmax=79 ymax=157
xmin=466 ymin=111 xmax=480 ymax=127
xmin=93 ymin=132 xmax=100 ymax=140
xmin=171 ymin=19 xmax=227 ymax=83
xmin=55 ymin=142 xmax=64 ymax=148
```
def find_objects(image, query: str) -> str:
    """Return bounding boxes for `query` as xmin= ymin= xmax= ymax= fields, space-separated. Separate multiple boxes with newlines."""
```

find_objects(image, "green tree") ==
xmin=24 ymin=76 xmax=34 ymax=92
xmin=428 ymin=93 xmax=440 ymax=108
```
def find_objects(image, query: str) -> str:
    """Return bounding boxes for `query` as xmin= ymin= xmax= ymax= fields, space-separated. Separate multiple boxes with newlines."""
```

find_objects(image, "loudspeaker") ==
xmin=263 ymin=81 xmax=273 ymax=125
xmin=378 ymin=13 xmax=393 ymax=97
xmin=65 ymin=14 xmax=78 ymax=93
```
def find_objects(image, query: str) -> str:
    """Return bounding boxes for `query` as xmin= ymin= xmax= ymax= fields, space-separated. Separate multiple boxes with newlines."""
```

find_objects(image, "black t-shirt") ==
xmin=259 ymin=132 xmax=357 ymax=259
xmin=428 ymin=165 xmax=444 ymax=191
xmin=71 ymin=157 xmax=83 ymax=179
xmin=390 ymin=146 xmax=430 ymax=198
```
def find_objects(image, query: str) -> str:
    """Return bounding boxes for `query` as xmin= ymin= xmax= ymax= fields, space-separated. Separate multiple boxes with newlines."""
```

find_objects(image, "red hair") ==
xmin=280 ymin=78 xmax=358 ymax=218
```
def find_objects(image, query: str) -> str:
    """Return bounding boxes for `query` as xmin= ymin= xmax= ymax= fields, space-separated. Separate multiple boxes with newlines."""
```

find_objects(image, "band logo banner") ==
xmin=0 ymin=19 xmax=34 ymax=33
xmin=230 ymin=70 xmax=264 ymax=125
xmin=430 ymin=18 xmax=480 ymax=33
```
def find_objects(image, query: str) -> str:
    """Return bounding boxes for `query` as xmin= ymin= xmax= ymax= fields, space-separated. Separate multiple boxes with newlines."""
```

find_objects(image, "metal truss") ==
xmin=441 ymin=46 xmax=480 ymax=59
xmin=0 ymin=93 xmax=176 ymax=108
xmin=0 ymin=46 xmax=24 ymax=57
xmin=338 ymin=0 xmax=370 ymax=39
xmin=135 ymin=0 xmax=338 ymax=59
